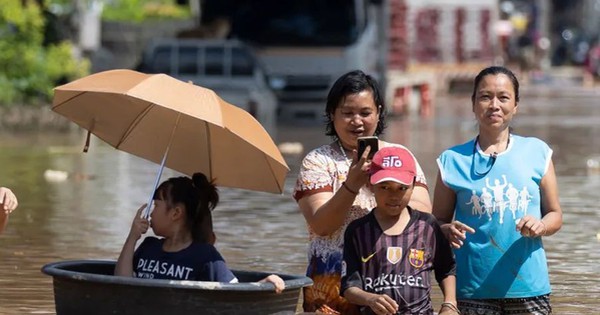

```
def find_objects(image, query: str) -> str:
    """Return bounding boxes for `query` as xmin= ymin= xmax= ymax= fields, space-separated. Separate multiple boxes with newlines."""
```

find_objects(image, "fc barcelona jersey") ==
xmin=341 ymin=208 xmax=455 ymax=314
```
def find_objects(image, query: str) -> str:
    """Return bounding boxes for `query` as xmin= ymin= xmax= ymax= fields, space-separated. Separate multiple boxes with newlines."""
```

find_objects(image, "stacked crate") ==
xmin=387 ymin=0 xmax=498 ymax=66
xmin=387 ymin=0 xmax=409 ymax=70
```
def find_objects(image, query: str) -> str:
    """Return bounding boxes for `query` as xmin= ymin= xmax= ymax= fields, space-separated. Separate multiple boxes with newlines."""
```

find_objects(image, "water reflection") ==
xmin=0 ymin=92 xmax=599 ymax=314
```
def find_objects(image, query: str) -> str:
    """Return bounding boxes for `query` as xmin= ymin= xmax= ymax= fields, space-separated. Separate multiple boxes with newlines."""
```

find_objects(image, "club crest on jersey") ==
xmin=409 ymin=249 xmax=425 ymax=268
xmin=386 ymin=247 xmax=403 ymax=264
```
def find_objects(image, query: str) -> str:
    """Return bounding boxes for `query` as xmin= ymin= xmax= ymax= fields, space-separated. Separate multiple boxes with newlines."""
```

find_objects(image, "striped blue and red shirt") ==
xmin=341 ymin=207 xmax=455 ymax=314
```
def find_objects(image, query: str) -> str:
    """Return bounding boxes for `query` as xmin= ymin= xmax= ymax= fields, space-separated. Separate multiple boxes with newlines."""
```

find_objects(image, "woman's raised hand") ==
xmin=442 ymin=221 xmax=475 ymax=248
xmin=345 ymin=146 xmax=373 ymax=192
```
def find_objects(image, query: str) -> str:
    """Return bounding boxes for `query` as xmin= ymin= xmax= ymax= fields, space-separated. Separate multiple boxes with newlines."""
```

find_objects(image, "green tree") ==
xmin=102 ymin=0 xmax=191 ymax=23
xmin=0 ymin=0 xmax=89 ymax=106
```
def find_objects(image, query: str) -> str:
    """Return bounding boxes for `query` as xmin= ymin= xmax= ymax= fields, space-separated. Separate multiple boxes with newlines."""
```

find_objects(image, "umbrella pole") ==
xmin=142 ymin=151 xmax=169 ymax=219
xmin=142 ymin=114 xmax=181 ymax=219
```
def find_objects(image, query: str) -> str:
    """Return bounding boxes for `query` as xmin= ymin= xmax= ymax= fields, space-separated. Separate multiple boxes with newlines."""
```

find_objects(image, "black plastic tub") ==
xmin=42 ymin=260 xmax=312 ymax=315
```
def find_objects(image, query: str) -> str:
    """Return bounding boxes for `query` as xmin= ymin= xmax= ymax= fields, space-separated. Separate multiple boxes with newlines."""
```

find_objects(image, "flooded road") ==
xmin=0 ymin=90 xmax=599 ymax=314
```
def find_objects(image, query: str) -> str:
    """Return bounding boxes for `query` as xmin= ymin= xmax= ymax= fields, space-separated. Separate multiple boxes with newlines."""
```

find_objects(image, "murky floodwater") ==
xmin=0 ymin=89 xmax=599 ymax=314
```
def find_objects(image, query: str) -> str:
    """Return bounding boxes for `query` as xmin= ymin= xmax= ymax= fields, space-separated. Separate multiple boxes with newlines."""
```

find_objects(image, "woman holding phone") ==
xmin=293 ymin=70 xmax=432 ymax=314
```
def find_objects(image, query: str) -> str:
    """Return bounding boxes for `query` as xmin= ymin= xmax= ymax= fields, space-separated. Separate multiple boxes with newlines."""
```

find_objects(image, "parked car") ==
xmin=137 ymin=39 xmax=277 ymax=134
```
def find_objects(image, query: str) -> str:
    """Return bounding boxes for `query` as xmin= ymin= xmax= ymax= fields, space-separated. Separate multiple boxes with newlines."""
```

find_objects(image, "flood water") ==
xmin=0 ymin=89 xmax=599 ymax=314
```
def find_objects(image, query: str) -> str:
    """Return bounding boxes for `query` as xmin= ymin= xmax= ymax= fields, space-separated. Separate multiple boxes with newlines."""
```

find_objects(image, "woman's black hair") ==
xmin=153 ymin=172 xmax=219 ymax=243
xmin=324 ymin=70 xmax=387 ymax=139
xmin=471 ymin=66 xmax=520 ymax=103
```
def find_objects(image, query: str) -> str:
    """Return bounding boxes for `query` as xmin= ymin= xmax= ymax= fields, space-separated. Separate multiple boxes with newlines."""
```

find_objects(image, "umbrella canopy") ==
xmin=52 ymin=69 xmax=289 ymax=194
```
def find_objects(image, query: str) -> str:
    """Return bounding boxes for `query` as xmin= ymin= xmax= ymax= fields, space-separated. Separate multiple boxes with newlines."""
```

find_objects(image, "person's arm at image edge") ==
xmin=0 ymin=187 xmax=18 ymax=234
xmin=0 ymin=211 xmax=8 ymax=234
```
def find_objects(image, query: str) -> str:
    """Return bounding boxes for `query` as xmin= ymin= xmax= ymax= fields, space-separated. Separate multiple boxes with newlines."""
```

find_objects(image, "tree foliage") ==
xmin=0 ymin=0 xmax=89 ymax=107
xmin=102 ymin=0 xmax=191 ymax=23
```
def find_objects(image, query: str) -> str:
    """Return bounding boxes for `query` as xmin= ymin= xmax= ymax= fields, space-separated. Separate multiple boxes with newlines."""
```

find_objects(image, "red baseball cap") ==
xmin=369 ymin=147 xmax=416 ymax=185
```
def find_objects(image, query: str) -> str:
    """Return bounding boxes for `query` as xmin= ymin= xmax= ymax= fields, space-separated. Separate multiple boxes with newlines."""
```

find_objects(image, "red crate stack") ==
xmin=414 ymin=8 xmax=440 ymax=63
xmin=455 ymin=7 xmax=465 ymax=63
xmin=480 ymin=9 xmax=492 ymax=59
xmin=388 ymin=0 xmax=409 ymax=70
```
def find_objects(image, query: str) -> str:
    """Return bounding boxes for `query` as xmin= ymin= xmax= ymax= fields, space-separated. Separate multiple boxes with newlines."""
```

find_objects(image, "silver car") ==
xmin=138 ymin=39 xmax=278 ymax=135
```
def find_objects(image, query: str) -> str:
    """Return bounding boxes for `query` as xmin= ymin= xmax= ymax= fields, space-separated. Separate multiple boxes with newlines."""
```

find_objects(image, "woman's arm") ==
xmin=516 ymin=160 xmax=563 ymax=237
xmin=115 ymin=205 xmax=149 ymax=277
xmin=409 ymin=185 xmax=432 ymax=213
xmin=297 ymin=149 xmax=372 ymax=236
xmin=432 ymin=173 xmax=456 ymax=223
xmin=0 ymin=211 xmax=8 ymax=234
xmin=539 ymin=160 xmax=563 ymax=235
xmin=298 ymin=188 xmax=359 ymax=236
xmin=432 ymin=172 xmax=474 ymax=248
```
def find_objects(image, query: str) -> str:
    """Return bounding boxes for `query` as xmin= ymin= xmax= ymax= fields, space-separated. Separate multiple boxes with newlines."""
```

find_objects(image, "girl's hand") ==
xmin=367 ymin=293 xmax=398 ymax=315
xmin=516 ymin=215 xmax=546 ymax=237
xmin=442 ymin=221 xmax=475 ymax=249
xmin=128 ymin=204 xmax=149 ymax=242
xmin=259 ymin=274 xmax=285 ymax=293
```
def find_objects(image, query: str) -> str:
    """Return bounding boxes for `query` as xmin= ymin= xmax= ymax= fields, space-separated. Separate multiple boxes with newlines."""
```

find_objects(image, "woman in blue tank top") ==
xmin=432 ymin=66 xmax=563 ymax=315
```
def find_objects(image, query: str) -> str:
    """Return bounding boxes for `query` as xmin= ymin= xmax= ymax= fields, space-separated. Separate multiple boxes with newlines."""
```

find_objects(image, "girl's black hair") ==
xmin=153 ymin=172 xmax=219 ymax=243
xmin=324 ymin=70 xmax=387 ymax=139
xmin=471 ymin=66 xmax=520 ymax=103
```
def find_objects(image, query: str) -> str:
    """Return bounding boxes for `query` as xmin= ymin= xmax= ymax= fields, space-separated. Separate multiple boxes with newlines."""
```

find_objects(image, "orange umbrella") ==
xmin=52 ymin=69 xmax=289 ymax=205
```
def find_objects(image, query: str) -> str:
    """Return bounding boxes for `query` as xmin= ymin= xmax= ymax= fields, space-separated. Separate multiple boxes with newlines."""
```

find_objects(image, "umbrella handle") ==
xmin=142 ymin=151 xmax=168 ymax=219
xmin=142 ymin=114 xmax=180 ymax=219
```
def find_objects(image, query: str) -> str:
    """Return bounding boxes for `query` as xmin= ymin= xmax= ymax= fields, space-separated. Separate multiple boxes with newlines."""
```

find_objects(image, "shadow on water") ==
xmin=0 ymin=92 xmax=599 ymax=314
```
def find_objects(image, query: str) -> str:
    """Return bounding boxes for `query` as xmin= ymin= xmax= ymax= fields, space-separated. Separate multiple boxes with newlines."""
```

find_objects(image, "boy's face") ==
xmin=371 ymin=180 xmax=413 ymax=216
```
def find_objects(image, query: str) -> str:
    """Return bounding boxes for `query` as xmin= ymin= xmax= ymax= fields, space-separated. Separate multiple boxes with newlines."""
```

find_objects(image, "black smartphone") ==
xmin=357 ymin=136 xmax=379 ymax=159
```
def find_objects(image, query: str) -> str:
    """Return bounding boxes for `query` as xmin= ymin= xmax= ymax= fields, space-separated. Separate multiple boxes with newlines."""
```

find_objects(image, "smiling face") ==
xmin=472 ymin=73 xmax=518 ymax=132
xmin=371 ymin=181 xmax=413 ymax=217
xmin=331 ymin=90 xmax=380 ymax=151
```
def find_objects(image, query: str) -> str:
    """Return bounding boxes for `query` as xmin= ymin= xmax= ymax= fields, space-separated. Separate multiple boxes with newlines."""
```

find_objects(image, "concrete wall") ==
xmin=93 ymin=19 xmax=195 ymax=72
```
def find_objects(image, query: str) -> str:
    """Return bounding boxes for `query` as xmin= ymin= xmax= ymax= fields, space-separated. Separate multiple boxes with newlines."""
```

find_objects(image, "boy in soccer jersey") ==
xmin=340 ymin=147 xmax=459 ymax=315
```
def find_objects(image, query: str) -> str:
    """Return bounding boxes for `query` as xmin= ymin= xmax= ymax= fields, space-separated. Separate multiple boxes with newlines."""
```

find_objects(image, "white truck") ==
xmin=199 ymin=0 xmax=499 ymax=120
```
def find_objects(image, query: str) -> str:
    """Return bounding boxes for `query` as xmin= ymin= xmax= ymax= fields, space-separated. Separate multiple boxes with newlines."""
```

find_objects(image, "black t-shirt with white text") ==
xmin=133 ymin=236 xmax=236 ymax=282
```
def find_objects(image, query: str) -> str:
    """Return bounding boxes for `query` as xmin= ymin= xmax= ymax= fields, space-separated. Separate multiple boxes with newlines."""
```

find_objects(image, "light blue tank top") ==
xmin=437 ymin=134 xmax=552 ymax=299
